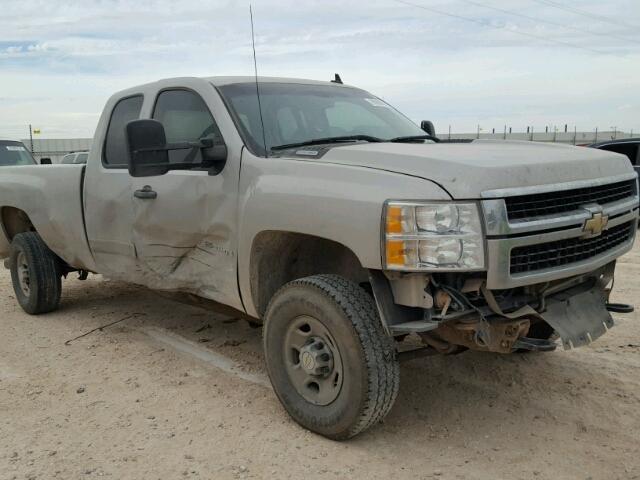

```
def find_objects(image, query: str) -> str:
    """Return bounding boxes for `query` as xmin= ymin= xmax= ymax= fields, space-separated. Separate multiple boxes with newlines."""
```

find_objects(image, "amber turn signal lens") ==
xmin=385 ymin=239 xmax=406 ymax=266
xmin=386 ymin=205 xmax=403 ymax=234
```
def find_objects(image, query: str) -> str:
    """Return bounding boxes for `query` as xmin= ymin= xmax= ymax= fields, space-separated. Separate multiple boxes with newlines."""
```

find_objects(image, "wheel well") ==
xmin=1 ymin=207 xmax=35 ymax=240
xmin=250 ymin=231 xmax=369 ymax=318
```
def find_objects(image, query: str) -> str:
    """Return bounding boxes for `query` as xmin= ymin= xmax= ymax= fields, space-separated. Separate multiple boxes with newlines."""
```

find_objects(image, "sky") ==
xmin=1 ymin=0 xmax=639 ymax=139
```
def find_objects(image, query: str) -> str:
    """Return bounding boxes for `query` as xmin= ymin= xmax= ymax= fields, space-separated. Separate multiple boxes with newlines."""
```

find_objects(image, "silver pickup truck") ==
xmin=1 ymin=76 xmax=638 ymax=439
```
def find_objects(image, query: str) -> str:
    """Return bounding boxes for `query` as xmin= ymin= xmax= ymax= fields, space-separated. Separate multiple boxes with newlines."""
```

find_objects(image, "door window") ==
xmin=152 ymin=89 xmax=222 ymax=164
xmin=103 ymin=95 xmax=143 ymax=167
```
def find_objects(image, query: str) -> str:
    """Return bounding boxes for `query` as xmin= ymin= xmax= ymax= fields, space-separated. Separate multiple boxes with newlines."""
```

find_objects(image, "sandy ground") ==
xmin=1 ymin=244 xmax=639 ymax=480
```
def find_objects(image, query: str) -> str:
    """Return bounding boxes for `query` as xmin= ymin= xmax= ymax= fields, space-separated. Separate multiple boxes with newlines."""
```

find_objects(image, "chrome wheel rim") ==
xmin=283 ymin=315 xmax=344 ymax=406
xmin=16 ymin=251 xmax=30 ymax=296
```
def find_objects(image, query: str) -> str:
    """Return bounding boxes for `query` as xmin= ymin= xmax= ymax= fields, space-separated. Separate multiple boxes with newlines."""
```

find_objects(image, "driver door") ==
xmin=129 ymin=86 xmax=242 ymax=311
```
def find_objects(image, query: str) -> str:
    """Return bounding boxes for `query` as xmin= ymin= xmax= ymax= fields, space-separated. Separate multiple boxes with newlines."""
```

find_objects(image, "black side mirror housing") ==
xmin=40 ymin=158 xmax=52 ymax=165
xmin=202 ymin=142 xmax=228 ymax=175
xmin=421 ymin=120 xmax=436 ymax=137
xmin=126 ymin=119 xmax=170 ymax=178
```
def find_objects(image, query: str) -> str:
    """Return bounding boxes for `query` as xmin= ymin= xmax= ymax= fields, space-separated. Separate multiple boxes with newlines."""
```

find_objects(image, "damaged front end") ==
xmin=376 ymin=175 xmax=638 ymax=357
xmin=371 ymin=262 xmax=621 ymax=356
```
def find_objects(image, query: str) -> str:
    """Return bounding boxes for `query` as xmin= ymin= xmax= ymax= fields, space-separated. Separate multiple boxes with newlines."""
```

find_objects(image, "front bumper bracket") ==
xmin=539 ymin=284 xmax=614 ymax=350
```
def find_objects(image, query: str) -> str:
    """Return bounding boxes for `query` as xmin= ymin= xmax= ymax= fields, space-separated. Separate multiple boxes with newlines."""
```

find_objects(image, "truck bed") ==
xmin=0 ymin=165 xmax=95 ymax=271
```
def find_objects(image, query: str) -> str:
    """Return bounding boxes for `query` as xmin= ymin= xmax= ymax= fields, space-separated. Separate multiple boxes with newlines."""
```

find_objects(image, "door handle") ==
xmin=134 ymin=185 xmax=157 ymax=199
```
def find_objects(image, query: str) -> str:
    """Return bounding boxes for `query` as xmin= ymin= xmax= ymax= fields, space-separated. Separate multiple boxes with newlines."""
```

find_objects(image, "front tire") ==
xmin=9 ymin=232 xmax=62 ymax=314
xmin=263 ymin=274 xmax=399 ymax=440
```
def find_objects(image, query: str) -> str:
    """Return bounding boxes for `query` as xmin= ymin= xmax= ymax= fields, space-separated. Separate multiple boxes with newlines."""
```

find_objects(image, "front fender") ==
xmin=237 ymin=154 xmax=451 ymax=317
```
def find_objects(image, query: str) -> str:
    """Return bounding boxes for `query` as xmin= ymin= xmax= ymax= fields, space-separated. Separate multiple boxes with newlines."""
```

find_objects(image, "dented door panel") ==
xmin=126 ymin=79 xmax=244 ymax=311
xmin=129 ymin=169 xmax=242 ymax=311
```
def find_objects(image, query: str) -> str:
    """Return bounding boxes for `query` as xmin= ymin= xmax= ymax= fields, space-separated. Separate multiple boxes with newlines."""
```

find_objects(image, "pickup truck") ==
xmin=0 ymin=76 xmax=638 ymax=439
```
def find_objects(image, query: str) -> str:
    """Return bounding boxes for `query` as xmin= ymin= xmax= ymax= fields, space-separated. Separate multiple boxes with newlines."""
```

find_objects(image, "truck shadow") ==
xmin=57 ymin=275 xmax=634 ymax=447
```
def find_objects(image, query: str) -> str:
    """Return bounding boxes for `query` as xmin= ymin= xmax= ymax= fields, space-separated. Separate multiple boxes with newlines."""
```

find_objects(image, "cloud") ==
xmin=0 ymin=0 xmax=639 ymax=138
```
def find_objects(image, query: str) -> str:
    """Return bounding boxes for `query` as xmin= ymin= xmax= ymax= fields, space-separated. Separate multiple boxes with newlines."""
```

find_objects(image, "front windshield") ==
xmin=0 ymin=142 xmax=36 ymax=166
xmin=217 ymin=82 xmax=424 ymax=155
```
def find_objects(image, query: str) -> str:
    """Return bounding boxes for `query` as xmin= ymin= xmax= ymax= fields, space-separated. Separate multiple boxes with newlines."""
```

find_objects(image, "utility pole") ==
xmin=610 ymin=126 xmax=617 ymax=140
xmin=477 ymin=124 xmax=481 ymax=139
xmin=595 ymin=127 xmax=598 ymax=143
xmin=448 ymin=125 xmax=451 ymax=140
xmin=29 ymin=124 xmax=34 ymax=153
xmin=573 ymin=126 xmax=577 ymax=145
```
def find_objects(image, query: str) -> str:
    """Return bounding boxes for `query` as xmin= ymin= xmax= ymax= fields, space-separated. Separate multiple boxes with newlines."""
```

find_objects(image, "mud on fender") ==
xmin=539 ymin=281 xmax=614 ymax=350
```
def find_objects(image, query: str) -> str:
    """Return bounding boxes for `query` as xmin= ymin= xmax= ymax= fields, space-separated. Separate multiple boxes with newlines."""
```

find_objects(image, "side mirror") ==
xmin=126 ymin=119 xmax=170 ymax=178
xmin=420 ymin=120 xmax=436 ymax=137
xmin=40 ymin=158 xmax=52 ymax=165
xmin=202 ymin=142 xmax=228 ymax=175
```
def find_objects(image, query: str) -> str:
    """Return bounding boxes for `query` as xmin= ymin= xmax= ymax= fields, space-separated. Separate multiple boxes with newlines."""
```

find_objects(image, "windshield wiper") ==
xmin=388 ymin=134 xmax=440 ymax=143
xmin=270 ymin=135 xmax=383 ymax=151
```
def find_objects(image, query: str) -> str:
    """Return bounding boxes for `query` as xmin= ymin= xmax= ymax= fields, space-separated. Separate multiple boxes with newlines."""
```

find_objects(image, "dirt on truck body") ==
xmin=0 ymin=75 xmax=638 ymax=439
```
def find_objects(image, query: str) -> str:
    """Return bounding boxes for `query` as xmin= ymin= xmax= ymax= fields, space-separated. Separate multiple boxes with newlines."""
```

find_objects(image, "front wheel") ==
xmin=263 ymin=274 xmax=399 ymax=440
xmin=9 ymin=232 xmax=62 ymax=314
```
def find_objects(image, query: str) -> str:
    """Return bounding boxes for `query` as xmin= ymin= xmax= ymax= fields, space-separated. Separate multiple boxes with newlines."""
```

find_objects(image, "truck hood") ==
xmin=314 ymin=140 xmax=633 ymax=198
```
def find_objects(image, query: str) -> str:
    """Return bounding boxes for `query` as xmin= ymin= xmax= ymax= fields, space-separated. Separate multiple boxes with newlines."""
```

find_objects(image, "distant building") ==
xmin=21 ymin=138 xmax=92 ymax=164
xmin=19 ymin=130 xmax=635 ymax=162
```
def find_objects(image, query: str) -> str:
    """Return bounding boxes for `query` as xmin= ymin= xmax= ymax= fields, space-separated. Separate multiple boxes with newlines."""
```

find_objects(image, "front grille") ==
xmin=505 ymin=180 xmax=636 ymax=221
xmin=510 ymin=221 xmax=634 ymax=275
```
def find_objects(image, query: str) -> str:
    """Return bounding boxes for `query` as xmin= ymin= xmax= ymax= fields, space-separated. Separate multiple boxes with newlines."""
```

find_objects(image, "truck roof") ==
xmin=205 ymin=76 xmax=354 ymax=87
xmin=108 ymin=75 xmax=357 ymax=102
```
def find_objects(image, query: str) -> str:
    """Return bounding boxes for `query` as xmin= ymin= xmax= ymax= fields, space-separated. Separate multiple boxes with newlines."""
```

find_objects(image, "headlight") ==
xmin=383 ymin=201 xmax=485 ymax=271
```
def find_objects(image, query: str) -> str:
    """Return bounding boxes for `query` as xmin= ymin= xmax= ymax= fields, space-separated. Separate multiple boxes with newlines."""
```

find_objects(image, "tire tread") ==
xmin=10 ymin=232 xmax=62 ymax=314
xmin=267 ymin=274 xmax=399 ymax=439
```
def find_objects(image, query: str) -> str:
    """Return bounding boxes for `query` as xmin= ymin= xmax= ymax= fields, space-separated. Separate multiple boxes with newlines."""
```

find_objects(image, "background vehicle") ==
xmin=60 ymin=151 xmax=89 ymax=165
xmin=0 ymin=140 xmax=38 ymax=166
xmin=0 ymin=77 xmax=638 ymax=439
xmin=589 ymin=138 xmax=640 ymax=175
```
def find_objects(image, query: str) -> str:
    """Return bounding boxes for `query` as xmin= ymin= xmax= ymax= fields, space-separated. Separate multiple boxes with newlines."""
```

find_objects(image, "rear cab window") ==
xmin=103 ymin=95 xmax=144 ymax=168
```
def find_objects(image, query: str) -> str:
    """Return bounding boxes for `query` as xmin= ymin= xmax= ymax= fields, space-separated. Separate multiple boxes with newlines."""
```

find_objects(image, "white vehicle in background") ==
xmin=60 ymin=151 xmax=89 ymax=165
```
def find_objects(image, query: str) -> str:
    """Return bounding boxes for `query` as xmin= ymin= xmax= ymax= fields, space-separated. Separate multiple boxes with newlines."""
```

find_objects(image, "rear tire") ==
xmin=263 ymin=274 xmax=399 ymax=440
xmin=9 ymin=232 xmax=62 ymax=314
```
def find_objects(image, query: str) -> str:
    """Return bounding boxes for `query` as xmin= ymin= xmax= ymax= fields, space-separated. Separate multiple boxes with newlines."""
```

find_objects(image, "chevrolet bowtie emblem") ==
xmin=583 ymin=212 xmax=609 ymax=236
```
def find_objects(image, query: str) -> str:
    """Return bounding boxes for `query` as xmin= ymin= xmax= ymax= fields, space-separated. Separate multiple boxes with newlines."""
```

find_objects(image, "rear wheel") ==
xmin=263 ymin=274 xmax=399 ymax=440
xmin=9 ymin=232 xmax=62 ymax=314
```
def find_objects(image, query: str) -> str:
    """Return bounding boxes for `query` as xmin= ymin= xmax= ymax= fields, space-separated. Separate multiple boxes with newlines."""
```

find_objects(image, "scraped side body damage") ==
xmin=81 ymin=77 xmax=244 ymax=312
